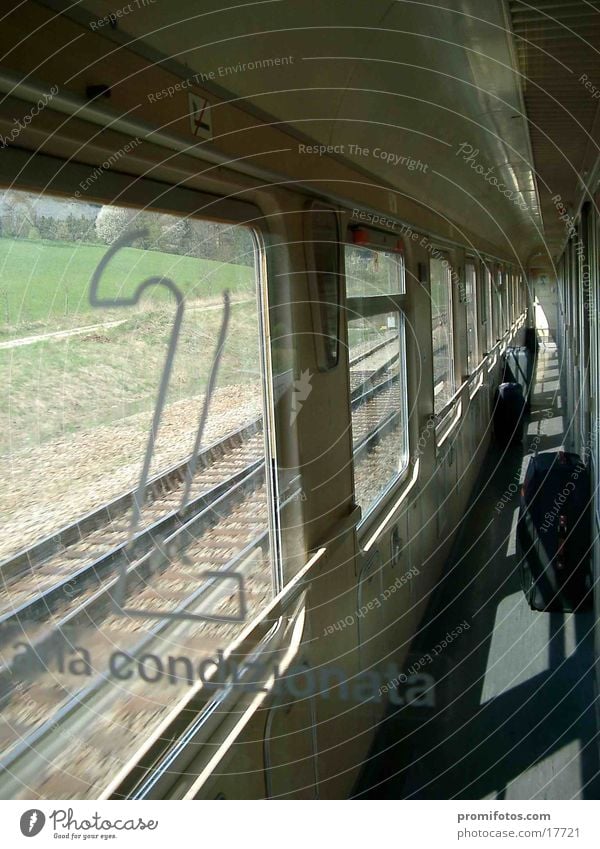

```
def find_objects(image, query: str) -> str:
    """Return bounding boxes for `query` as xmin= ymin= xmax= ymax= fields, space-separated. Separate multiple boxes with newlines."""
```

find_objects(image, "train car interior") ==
xmin=0 ymin=0 xmax=599 ymax=806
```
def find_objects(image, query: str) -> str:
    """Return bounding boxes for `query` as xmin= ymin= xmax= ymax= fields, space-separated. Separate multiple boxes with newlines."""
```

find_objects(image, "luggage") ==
xmin=517 ymin=451 xmax=592 ymax=612
xmin=525 ymin=326 xmax=538 ymax=357
xmin=493 ymin=382 xmax=525 ymax=446
xmin=503 ymin=346 xmax=533 ymax=408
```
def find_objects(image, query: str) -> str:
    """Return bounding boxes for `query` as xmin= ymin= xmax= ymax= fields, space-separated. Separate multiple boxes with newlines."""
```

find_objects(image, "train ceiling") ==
xmin=36 ymin=0 xmax=600 ymax=267
xmin=507 ymin=0 xmax=600 ymax=268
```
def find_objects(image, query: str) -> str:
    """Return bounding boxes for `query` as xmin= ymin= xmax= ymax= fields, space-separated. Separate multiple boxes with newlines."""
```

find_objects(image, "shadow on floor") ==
xmin=354 ymin=343 xmax=600 ymax=800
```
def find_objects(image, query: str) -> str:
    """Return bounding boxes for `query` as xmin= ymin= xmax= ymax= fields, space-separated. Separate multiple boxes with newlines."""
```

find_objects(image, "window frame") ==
xmin=464 ymin=257 xmax=479 ymax=375
xmin=429 ymin=249 xmax=456 ymax=424
xmin=303 ymin=201 xmax=342 ymax=372
xmin=343 ymin=230 xmax=410 ymax=528
xmin=501 ymin=266 xmax=510 ymax=332
xmin=480 ymin=261 xmax=494 ymax=354
xmin=492 ymin=264 xmax=504 ymax=342
xmin=0 ymin=147 xmax=295 ymax=798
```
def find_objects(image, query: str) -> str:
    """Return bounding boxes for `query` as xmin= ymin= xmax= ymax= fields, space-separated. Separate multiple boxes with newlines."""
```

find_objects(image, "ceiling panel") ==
xmin=39 ymin=0 xmax=559 ymax=260
xmin=508 ymin=0 xmax=600 ymax=261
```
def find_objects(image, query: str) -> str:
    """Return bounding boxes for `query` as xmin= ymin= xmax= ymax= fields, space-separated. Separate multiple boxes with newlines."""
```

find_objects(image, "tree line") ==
xmin=0 ymin=192 xmax=254 ymax=266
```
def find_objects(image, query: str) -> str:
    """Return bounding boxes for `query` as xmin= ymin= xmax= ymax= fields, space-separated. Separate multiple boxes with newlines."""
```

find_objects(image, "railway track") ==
xmin=354 ymin=410 xmax=405 ymax=509
xmin=0 ymin=422 xmax=264 ymax=621
xmin=1 ymin=333 xmax=398 ymax=608
xmin=0 ymin=472 xmax=273 ymax=797
xmin=348 ymin=332 xmax=396 ymax=366
xmin=0 ymin=334 xmax=401 ymax=798
xmin=0 ymin=336 xmax=399 ymax=644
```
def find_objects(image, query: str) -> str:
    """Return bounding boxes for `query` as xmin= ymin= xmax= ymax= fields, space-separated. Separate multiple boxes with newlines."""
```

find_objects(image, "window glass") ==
xmin=0 ymin=188 xmax=277 ymax=798
xmin=345 ymin=242 xmax=409 ymax=517
xmin=347 ymin=311 xmax=408 ymax=515
xmin=501 ymin=269 xmax=510 ymax=330
xmin=481 ymin=264 xmax=493 ymax=352
xmin=345 ymin=245 xmax=404 ymax=297
xmin=465 ymin=261 xmax=478 ymax=373
xmin=517 ymin=273 xmax=523 ymax=316
xmin=493 ymin=269 xmax=503 ymax=339
xmin=511 ymin=273 xmax=515 ymax=319
xmin=430 ymin=256 xmax=455 ymax=413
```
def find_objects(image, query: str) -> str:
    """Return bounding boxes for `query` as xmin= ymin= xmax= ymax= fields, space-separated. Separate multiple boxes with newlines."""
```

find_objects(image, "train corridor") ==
xmin=358 ymin=310 xmax=600 ymax=800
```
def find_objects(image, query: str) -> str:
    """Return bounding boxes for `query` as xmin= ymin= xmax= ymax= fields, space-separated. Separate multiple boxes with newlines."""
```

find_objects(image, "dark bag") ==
xmin=525 ymin=326 xmax=538 ymax=357
xmin=493 ymin=382 xmax=525 ymax=446
xmin=503 ymin=346 xmax=533 ymax=409
xmin=517 ymin=451 xmax=592 ymax=612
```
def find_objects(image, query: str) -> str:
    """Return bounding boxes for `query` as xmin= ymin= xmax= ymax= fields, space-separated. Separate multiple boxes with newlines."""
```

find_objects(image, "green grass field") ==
xmin=0 ymin=237 xmax=255 ymax=338
xmin=0 ymin=301 xmax=261 ymax=456
xmin=0 ymin=236 xmax=262 ymax=456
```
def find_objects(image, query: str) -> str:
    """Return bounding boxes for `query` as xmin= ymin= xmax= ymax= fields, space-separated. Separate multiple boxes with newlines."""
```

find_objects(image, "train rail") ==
xmin=348 ymin=332 xmax=396 ymax=367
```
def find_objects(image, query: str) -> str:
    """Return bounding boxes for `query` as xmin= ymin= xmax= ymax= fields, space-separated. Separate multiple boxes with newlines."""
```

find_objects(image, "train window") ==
xmin=0 ymin=187 xmax=279 ymax=798
xmin=493 ymin=268 xmax=504 ymax=338
xmin=517 ymin=273 xmax=524 ymax=317
xmin=345 ymin=245 xmax=405 ymax=297
xmin=347 ymin=310 xmax=408 ymax=516
xmin=465 ymin=260 xmax=478 ymax=373
xmin=481 ymin=263 xmax=493 ymax=353
xmin=430 ymin=255 xmax=455 ymax=413
xmin=501 ymin=268 xmax=510 ymax=331
xmin=344 ymin=242 xmax=408 ymax=518
xmin=510 ymin=272 xmax=517 ymax=322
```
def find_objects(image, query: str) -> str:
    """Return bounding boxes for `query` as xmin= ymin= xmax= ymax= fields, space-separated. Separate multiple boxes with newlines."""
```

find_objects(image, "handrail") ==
xmin=434 ymin=307 xmax=528 ymax=427
xmin=437 ymin=401 xmax=463 ymax=448
xmin=434 ymin=379 xmax=468 ymax=427
xmin=362 ymin=459 xmax=420 ymax=552
xmin=101 ymin=503 xmax=362 ymax=799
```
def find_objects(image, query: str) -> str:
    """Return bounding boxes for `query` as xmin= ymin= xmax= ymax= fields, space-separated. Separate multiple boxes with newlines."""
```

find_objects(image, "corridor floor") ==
xmin=356 ymin=333 xmax=600 ymax=799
